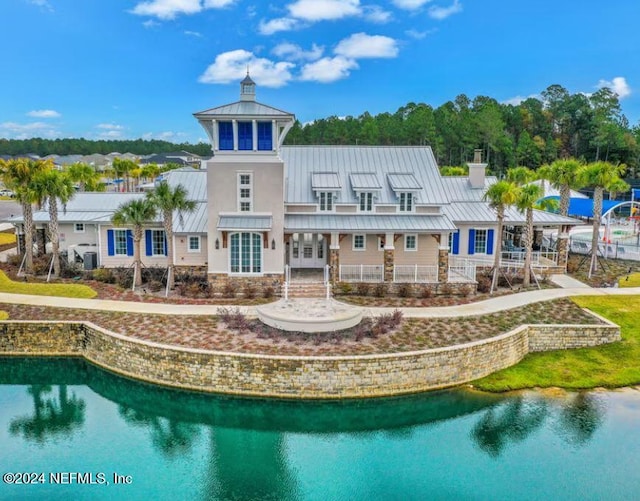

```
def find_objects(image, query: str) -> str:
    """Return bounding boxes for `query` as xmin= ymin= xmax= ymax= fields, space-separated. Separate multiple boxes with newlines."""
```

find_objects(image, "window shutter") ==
xmin=468 ymin=229 xmax=476 ymax=255
xmin=487 ymin=229 xmax=495 ymax=255
xmin=452 ymin=231 xmax=459 ymax=255
xmin=126 ymin=230 xmax=134 ymax=256
xmin=145 ymin=230 xmax=152 ymax=256
xmin=163 ymin=232 xmax=168 ymax=256
xmin=107 ymin=230 xmax=115 ymax=256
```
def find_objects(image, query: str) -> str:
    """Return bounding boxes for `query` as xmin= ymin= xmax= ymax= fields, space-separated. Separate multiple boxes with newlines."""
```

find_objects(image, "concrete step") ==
xmin=286 ymin=281 xmax=329 ymax=298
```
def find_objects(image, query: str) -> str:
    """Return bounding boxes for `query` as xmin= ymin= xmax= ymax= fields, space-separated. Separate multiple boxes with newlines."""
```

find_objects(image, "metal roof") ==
xmin=529 ymin=179 xmax=588 ymax=199
xmin=281 ymin=146 xmax=448 ymax=206
xmin=444 ymin=202 xmax=583 ymax=226
xmin=349 ymin=172 xmax=382 ymax=190
xmin=193 ymin=100 xmax=294 ymax=119
xmin=218 ymin=215 xmax=272 ymax=231
xmin=311 ymin=172 xmax=341 ymax=190
xmin=387 ymin=173 xmax=421 ymax=190
xmin=285 ymin=214 xmax=456 ymax=232
xmin=164 ymin=169 xmax=207 ymax=201
xmin=440 ymin=176 xmax=498 ymax=202
xmin=174 ymin=202 xmax=208 ymax=234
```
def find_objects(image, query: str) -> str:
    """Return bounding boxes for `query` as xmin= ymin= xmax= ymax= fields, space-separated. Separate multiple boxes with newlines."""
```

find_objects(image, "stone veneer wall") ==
xmin=207 ymin=273 xmax=283 ymax=295
xmin=0 ymin=314 xmax=620 ymax=399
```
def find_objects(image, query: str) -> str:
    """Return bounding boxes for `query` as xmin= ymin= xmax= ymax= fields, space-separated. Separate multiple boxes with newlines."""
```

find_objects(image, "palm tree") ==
xmin=141 ymin=163 xmax=161 ymax=183
xmin=32 ymin=169 xmax=75 ymax=278
xmin=66 ymin=162 xmax=103 ymax=192
xmin=0 ymin=158 xmax=52 ymax=273
xmin=515 ymin=183 xmax=544 ymax=287
xmin=538 ymin=159 xmax=586 ymax=217
xmin=582 ymin=162 xmax=628 ymax=277
xmin=112 ymin=158 xmax=137 ymax=192
xmin=146 ymin=183 xmax=196 ymax=289
xmin=483 ymin=180 xmax=520 ymax=294
xmin=112 ymin=198 xmax=158 ymax=287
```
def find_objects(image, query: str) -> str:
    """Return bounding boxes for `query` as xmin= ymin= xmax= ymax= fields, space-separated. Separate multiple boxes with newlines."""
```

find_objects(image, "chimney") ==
xmin=468 ymin=149 xmax=487 ymax=189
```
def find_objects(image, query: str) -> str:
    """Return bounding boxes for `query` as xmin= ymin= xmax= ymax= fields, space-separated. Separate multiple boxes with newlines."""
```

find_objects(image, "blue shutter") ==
xmin=487 ymin=229 xmax=495 ymax=255
xmin=257 ymin=122 xmax=272 ymax=150
xmin=163 ymin=232 xmax=168 ymax=256
xmin=126 ymin=230 xmax=134 ymax=256
xmin=107 ymin=230 xmax=115 ymax=256
xmin=468 ymin=229 xmax=476 ymax=255
xmin=238 ymin=122 xmax=252 ymax=150
xmin=218 ymin=122 xmax=233 ymax=150
xmin=145 ymin=230 xmax=152 ymax=256
xmin=452 ymin=231 xmax=459 ymax=255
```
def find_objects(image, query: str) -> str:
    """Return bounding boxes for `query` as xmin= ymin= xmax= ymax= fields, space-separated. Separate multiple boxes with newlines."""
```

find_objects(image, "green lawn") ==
xmin=0 ymin=270 xmax=97 ymax=299
xmin=619 ymin=272 xmax=640 ymax=287
xmin=473 ymin=295 xmax=640 ymax=392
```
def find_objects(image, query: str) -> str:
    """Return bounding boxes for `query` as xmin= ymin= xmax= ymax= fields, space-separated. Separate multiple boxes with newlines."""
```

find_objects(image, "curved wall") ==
xmin=0 ymin=317 xmax=620 ymax=399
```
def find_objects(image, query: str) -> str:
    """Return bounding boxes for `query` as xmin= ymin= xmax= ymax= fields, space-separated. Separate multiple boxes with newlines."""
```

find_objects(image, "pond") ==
xmin=1 ymin=357 xmax=639 ymax=500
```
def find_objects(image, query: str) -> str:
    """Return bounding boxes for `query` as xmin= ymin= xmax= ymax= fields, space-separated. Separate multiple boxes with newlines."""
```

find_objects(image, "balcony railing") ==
xmin=339 ymin=265 xmax=384 ymax=283
xmin=393 ymin=265 xmax=438 ymax=283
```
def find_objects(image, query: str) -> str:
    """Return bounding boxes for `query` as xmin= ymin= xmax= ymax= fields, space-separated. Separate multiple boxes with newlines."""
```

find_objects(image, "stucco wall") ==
xmin=0 ymin=317 xmax=620 ymax=399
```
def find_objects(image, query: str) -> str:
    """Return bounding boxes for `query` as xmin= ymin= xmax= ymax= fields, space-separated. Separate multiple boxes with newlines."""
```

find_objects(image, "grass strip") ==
xmin=0 ymin=270 xmax=97 ymax=299
xmin=473 ymin=295 xmax=640 ymax=392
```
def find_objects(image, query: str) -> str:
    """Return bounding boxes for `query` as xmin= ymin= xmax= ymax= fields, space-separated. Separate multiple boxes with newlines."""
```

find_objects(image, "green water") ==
xmin=0 ymin=358 xmax=639 ymax=500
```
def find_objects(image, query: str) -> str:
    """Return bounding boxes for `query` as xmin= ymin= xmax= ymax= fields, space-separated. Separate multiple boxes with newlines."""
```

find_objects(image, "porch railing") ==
xmin=339 ymin=264 xmax=384 ymax=283
xmin=393 ymin=265 xmax=438 ymax=283
xmin=447 ymin=258 xmax=477 ymax=283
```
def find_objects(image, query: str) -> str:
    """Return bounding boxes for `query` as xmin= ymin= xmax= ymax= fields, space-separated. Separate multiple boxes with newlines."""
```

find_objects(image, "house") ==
xmin=7 ymin=76 xmax=581 ymax=292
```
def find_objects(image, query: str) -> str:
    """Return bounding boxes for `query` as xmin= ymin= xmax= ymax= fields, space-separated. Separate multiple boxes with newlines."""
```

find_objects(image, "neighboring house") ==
xmin=139 ymin=151 xmax=203 ymax=168
xmin=5 ymin=76 xmax=582 ymax=290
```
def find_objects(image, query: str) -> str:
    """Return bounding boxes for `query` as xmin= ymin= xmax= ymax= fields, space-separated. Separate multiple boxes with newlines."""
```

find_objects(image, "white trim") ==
xmin=317 ymin=191 xmax=334 ymax=212
xmin=404 ymin=234 xmax=418 ymax=251
xmin=113 ymin=228 xmax=128 ymax=256
xmin=150 ymin=229 xmax=167 ymax=257
xmin=474 ymin=228 xmax=489 ymax=255
xmin=399 ymin=192 xmax=415 ymax=213
xmin=228 ymin=231 xmax=263 ymax=275
xmin=352 ymin=234 xmax=366 ymax=251
xmin=73 ymin=223 xmax=85 ymax=233
xmin=357 ymin=192 xmax=374 ymax=212
xmin=187 ymin=235 xmax=201 ymax=253
xmin=237 ymin=172 xmax=253 ymax=212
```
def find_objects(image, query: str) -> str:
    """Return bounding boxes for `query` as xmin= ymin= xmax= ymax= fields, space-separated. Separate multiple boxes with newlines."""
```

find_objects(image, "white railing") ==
xmin=393 ymin=265 xmax=438 ymax=283
xmin=324 ymin=264 xmax=331 ymax=299
xmin=284 ymin=264 xmax=290 ymax=300
xmin=569 ymin=237 xmax=640 ymax=261
xmin=448 ymin=261 xmax=477 ymax=283
xmin=339 ymin=264 xmax=384 ymax=283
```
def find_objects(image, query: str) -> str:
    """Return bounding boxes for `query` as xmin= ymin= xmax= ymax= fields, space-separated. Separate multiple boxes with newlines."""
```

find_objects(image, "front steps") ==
xmin=285 ymin=281 xmax=330 ymax=298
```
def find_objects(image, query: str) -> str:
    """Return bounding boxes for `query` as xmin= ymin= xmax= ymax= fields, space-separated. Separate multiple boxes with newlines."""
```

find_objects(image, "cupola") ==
xmin=240 ymin=72 xmax=256 ymax=102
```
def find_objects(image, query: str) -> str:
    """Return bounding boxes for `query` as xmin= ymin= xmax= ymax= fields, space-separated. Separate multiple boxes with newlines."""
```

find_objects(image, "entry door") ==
xmin=289 ymin=233 xmax=326 ymax=268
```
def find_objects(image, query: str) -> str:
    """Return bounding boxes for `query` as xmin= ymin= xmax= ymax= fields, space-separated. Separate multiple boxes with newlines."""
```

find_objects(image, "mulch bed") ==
xmin=0 ymin=298 xmax=603 ymax=356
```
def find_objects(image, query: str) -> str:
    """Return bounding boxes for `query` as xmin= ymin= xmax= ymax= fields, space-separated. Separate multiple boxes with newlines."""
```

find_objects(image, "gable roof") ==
xmin=193 ymin=100 xmax=294 ymax=119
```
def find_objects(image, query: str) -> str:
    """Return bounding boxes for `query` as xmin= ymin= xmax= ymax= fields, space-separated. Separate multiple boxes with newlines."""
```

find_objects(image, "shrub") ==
xmin=217 ymin=307 xmax=251 ymax=332
xmin=420 ymin=285 xmax=433 ymax=299
xmin=396 ymin=283 xmax=412 ymax=298
xmin=92 ymin=267 xmax=116 ymax=284
xmin=263 ymin=285 xmax=275 ymax=299
xmin=242 ymin=283 xmax=257 ymax=299
xmin=356 ymin=282 xmax=370 ymax=296
xmin=222 ymin=281 xmax=237 ymax=298
xmin=373 ymin=283 xmax=386 ymax=298
xmin=476 ymin=274 xmax=491 ymax=293
xmin=337 ymin=282 xmax=352 ymax=295
xmin=148 ymin=280 xmax=164 ymax=292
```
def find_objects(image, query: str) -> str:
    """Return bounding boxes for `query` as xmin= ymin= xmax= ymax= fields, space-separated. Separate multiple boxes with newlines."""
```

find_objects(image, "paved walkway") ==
xmin=0 ymin=285 xmax=639 ymax=319
xmin=550 ymin=274 xmax=592 ymax=289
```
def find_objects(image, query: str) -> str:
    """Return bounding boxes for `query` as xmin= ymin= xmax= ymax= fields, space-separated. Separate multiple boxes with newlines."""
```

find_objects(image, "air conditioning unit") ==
xmin=68 ymin=244 xmax=99 ymax=266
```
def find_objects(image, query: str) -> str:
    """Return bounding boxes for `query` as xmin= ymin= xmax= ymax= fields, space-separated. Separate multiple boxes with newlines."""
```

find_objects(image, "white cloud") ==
xmin=27 ymin=109 xmax=61 ymax=118
xmin=392 ymin=0 xmax=431 ymax=9
xmin=299 ymin=56 xmax=359 ymax=83
xmin=97 ymin=123 xmax=124 ymax=130
xmin=142 ymin=19 xmax=160 ymax=28
xmin=272 ymin=42 xmax=324 ymax=61
xmin=98 ymin=130 xmax=124 ymax=139
xmin=428 ymin=0 xmax=462 ymax=20
xmin=363 ymin=5 xmax=392 ymax=23
xmin=287 ymin=0 xmax=361 ymax=21
xmin=130 ymin=0 xmax=235 ymax=20
xmin=184 ymin=30 xmax=203 ymax=37
xmin=405 ymin=28 xmax=435 ymax=39
xmin=334 ymin=33 xmax=399 ymax=59
xmin=28 ymin=0 xmax=53 ymax=12
xmin=143 ymin=131 xmax=181 ymax=140
xmin=0 ymin=121 xmax=60 ymax=139
xmin=597 ymin=76 xmax=631 ymax=99
xmin=502 ymin=94 xmax=540 ymax=106
xmin=258 ymin=17 xmax=300 ymax=35
xmin=198 ymin=49 xmax=295 ymax=87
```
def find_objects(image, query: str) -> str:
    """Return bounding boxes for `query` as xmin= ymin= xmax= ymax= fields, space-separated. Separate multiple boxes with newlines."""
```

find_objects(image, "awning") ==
xmin=285 ymin=214 xmax=455 ymax=232
xmin=217 ymin=215 xmax=272 ymax=231
xmin=542 ymin=196 xmax=626 ymax=218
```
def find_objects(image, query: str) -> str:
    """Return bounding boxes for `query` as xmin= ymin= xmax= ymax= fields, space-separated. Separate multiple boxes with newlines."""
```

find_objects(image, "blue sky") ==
xmin=2 ymin=0 xmax=639 ymax=144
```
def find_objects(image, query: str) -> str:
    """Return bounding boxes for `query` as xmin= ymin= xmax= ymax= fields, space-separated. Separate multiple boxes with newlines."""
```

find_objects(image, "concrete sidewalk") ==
xmin=0 ymin=285 xmax=638 ymax=319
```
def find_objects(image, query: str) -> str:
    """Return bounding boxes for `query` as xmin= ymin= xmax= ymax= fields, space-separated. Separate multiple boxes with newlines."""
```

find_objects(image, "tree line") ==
xmin=0 ymin=138 xmax=212 ymax=157
xmin=284 ymin=84 xmax=640 ymax=176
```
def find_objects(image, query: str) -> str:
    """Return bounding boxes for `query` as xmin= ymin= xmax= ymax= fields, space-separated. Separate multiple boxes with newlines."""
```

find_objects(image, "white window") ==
xmin=74 ymin=223 xmax=85 ymax=233
xmin=238 ymin=173 xmax=253 ymax=212
xmin=230 ymin=232 xmax=262 ymax=274
xmin=405 ymin=234 xmax=417 ymax=251
xmin=151 ymin=229 xmax=166 ymax=256
xmin=353 ymin=234 xmax=366 ymax=251
xmin=359 ymin=192 xmax=373 ymax=212
xmin=474 ymin=229 xmax=488 ymax=254
xmin=319 ymin=192 xmax=333 ymax=211
xmin=399 ymin=192 xmax=413 ymax=212
xmin=188 ymin=235 xmax=201 ymax=253
xmin=114 ymin=229 xmax=127 ymax=256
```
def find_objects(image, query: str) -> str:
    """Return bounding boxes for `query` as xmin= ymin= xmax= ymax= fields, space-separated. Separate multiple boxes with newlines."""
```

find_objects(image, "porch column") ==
xmin=438 ymin=233 xmax=449 ymax=283
xmin=384 ymin=232 xmax=395 ymax=282
xmin=556 ymin=232 xmax=570 ymax=271
xmin=330 ymin=232 xmax=340 ymax=283
xmin=232 ymin=119 xmax=238 ymax=151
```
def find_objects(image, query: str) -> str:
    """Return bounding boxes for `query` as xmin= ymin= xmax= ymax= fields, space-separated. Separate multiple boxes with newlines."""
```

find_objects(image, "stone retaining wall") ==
xmin=0 ymin=315 xmax=620 ymax=399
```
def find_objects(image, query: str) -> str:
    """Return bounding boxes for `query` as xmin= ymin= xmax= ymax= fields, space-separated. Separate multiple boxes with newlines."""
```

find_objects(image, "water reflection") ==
xmin=557 ymin=393 xmax=604 ymax=447
xmin=9 ymin=384 xmax=86 ymax=444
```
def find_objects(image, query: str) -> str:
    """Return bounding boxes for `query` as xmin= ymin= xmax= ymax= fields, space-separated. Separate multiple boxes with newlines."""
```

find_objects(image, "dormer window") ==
xmin=319 ymin=192 xmax=333 ymax=211
xmin=399 ymin=192 xmax=413 ymax=212
xmin=358 ymin=192 xmax=373 ymax=212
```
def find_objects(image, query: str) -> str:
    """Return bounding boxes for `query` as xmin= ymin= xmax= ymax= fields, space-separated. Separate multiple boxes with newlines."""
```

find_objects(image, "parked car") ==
xmin=0 ymin=189 xmax=15 ymax=198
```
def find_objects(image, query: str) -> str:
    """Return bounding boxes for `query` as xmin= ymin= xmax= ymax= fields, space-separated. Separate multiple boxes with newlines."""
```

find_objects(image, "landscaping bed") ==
xmin=0 ymin=298 xmax=603 ymax=356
